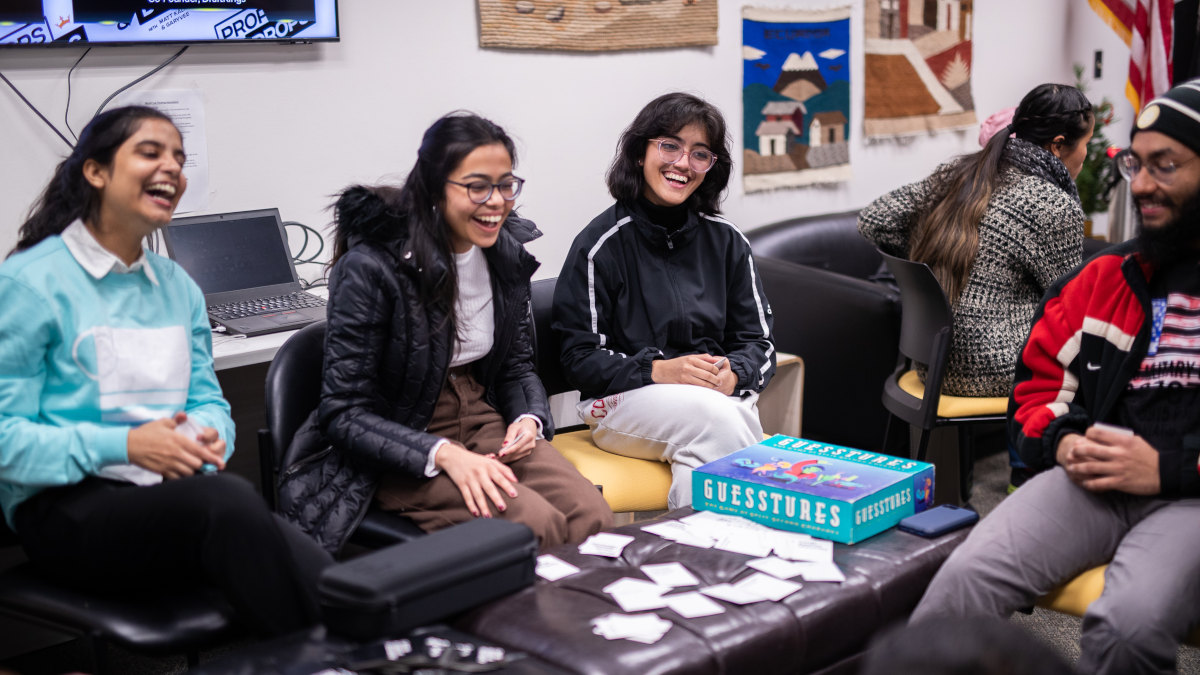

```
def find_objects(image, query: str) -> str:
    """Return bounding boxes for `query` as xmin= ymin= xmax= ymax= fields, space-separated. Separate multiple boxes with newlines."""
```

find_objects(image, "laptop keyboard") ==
xmin=209 ymin=291 xmax=326 ymax=320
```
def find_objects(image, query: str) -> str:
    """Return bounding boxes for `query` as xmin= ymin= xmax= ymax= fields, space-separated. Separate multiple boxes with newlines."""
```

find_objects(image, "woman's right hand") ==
xmin=127 ymin=412 xmax=226 ymax=479
xmin=651 ymin=354 xmax=724 ymax=390
xmin=435 ymin=442 xmax=519 ymax=518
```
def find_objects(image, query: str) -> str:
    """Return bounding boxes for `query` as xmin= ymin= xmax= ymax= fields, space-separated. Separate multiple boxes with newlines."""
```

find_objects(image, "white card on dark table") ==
xmin=536 ymin=555 xmax=580 ymax=581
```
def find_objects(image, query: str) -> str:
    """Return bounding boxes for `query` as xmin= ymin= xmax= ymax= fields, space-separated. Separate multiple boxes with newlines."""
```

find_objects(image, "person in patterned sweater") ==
xmin=911 ymin=79 xmax=1200 ymax=675
xmin=858 ymin=83 xmax=1092 ymax=398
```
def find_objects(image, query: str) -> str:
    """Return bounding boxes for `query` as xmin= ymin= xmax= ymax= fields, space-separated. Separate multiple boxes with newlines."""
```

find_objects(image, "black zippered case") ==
xmin=318 ymin=519 xmax=537 ymax=640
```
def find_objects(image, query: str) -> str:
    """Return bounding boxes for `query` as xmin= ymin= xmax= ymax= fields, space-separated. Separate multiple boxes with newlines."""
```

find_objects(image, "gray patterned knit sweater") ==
xmin=858 ymin=138 xmax=1084 ymax=397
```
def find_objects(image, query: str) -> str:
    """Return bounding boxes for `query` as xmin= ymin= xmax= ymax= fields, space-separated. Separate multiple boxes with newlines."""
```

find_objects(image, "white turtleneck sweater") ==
xmin=450 ymin=245 xmax=494 ymax=367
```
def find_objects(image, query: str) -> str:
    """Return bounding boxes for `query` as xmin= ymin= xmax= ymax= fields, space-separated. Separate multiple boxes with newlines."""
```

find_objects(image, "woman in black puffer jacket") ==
xmin=278 ymin=112 xmax=611 ymax=555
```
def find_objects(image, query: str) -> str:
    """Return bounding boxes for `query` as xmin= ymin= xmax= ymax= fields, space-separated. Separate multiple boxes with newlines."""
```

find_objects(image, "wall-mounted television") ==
xmin=0 ymin=1 xmax=339 ymax=47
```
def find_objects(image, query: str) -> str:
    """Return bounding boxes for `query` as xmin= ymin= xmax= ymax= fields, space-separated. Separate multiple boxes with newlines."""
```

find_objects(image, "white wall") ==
xmin=0 ymin=1 xmax=1132 ymax=279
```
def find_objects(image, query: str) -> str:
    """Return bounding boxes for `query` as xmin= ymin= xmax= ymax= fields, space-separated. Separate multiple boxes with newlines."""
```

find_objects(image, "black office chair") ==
xmin=258 ymin=320 xmax=424 ymax=549
xmin=0 ymin=520 xmax=235 ymax=673
xmin=878 ymin=252 xmax=1008 ymax=484
xmin=530 ymin=277 xmax=573 ymax=400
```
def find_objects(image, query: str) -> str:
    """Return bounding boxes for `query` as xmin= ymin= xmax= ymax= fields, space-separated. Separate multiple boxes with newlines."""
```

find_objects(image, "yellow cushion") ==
xmin=1037 ymin=565 xmax=1107 ymax=615
xmin=1038 ymin=565 xmax=1200 ymax=646
xmin=550 ymin=430 xmax=671 ymax=512
xmin=897 ymin=370 xmax=1008 ymax=418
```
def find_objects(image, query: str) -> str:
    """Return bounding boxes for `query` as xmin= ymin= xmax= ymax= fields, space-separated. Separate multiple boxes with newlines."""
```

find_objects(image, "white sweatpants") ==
xmin=578 ymin=384 xmax=763 ymax=509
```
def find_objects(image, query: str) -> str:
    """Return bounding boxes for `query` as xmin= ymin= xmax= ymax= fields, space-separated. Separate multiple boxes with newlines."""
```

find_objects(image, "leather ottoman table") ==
xmin=457 ymin=509 xmax=968 ymax=675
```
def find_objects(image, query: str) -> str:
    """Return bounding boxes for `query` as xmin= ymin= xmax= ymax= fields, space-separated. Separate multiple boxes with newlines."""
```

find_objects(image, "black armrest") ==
xmin=257 ymin=428 xmax=277 ymax=511
xmin=349 ymin=510 xmax=427 ymax=549
xmin=746 ymin=211 xmax=882 ymax=280
xmin=0 ymin=563 xmax=235 ymax=654
xmin=756 ymin=255 xmax=901 ymax=450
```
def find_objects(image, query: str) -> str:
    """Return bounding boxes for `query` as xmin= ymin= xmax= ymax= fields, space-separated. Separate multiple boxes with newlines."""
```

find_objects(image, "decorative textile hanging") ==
xmin=862 ymin=0 xmax=977 ymax=138
xmin=477 ymin=0 xmax=717 ymax=52
xmin=742 ymin=6 xmax=852 ymax=192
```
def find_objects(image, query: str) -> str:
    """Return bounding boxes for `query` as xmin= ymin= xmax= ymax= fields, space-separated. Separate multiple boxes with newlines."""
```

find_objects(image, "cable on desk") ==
xmin=284 ymin=221 xmax=325 ymax=265
xmin=284 ymin=221 xmax=329 ymax=291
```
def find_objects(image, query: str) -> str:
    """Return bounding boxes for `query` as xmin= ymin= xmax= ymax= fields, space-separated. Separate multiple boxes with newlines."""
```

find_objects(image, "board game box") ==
xmin=692 ymin=435 xmax=935 ymax=544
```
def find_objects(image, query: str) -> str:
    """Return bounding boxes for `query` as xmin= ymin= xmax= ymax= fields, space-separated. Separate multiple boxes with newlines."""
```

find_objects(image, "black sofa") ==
xmin=746 ymin=211 xmax=901 ymax=452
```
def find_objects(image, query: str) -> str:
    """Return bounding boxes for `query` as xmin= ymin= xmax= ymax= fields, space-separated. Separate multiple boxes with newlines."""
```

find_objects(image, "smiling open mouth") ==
xmin=664 ymin=171 xmax=690 ymax=187
xmin=146 ymin=182 xmax=177 ymax=202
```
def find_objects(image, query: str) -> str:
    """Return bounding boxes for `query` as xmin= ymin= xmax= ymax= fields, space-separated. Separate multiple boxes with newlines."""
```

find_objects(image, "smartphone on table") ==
xmin=898 ymin=504 xmax=979 ymax=537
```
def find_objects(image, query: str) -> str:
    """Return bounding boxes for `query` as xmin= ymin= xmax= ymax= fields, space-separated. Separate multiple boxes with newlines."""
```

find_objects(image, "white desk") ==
xmin=212 ymin=330 xmax=298 ymax=371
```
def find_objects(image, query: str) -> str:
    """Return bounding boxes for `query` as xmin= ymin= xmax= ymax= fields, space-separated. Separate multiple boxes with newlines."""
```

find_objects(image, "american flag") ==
xmin=1088 ymin=0 xmax=1175 ymax=110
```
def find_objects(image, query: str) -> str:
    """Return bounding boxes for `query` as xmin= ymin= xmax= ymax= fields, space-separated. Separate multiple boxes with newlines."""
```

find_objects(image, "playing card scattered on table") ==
xmin=746 ymin=556 xmax=809 ymax=580
xmin=592 ymin=612 xmax=673 ymax=644
xmin=603 ymin=577 xmax=672 ymax=612
xmin=641 ymin=562 xmax=700 ymax=588
xmin=536 ymin=554 xmax=580 ymax=581
xmin=579 ymin=532 xmax=635 ymax=558
xmin=664 ymin=591 xmax=726 ymax=618
xmin=698 ymin=582 xmax=763 ymax=605
xmin=790 ymin=560 xmax=848 ymax=583
xmin=733 ymin=572 xmax=802 ymax=601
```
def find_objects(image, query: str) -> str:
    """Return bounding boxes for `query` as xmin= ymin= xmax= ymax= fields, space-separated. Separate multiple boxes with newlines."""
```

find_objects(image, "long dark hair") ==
xmin=607 ymin=92 xmax=732 ymax=214
xmin=910 ymin=83 xmax=1093 ymax=302
xmin=13 ymin=106 xmax=175 ymax=255
xmin=330 ymin=111 xmax=516 ymax=335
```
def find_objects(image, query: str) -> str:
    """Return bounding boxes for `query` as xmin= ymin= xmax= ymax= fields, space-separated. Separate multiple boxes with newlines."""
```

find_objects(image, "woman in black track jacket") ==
xmin=553 ymin=93 xmax=776 ymax=509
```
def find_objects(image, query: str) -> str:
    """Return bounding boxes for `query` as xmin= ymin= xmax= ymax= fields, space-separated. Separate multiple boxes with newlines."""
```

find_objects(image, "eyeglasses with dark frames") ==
xmin=446 ymin=176 xmax=526 ymax=204
xmin=1115 ymin=149 xmax=1197 ymax=186
xmin=650 ymin=138 xmax=717 ymax=173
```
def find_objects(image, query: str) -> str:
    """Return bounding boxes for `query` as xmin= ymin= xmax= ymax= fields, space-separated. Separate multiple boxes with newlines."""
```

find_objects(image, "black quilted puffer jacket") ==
xmin=278 ymin=185 xmax=550 ymax=555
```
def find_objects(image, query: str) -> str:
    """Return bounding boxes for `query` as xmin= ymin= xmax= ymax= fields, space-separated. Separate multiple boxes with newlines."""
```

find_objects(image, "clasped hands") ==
xmin=435 ymin=417 xmax=539 ymax=519
xmin=651 ymin=353 xmax=736 ymax=395
xmin=127 ymin=411 xmax=226 ymax=480
xmin=1057 ymin=424 xmax=1160 ymax=495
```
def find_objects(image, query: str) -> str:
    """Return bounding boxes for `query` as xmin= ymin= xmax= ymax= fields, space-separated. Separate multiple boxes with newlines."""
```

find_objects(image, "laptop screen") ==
xmin=163 ymin=209 xmax=297 ymax=296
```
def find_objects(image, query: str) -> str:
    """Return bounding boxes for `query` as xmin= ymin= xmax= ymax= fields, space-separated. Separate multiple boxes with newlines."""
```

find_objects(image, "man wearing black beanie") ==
xmin=911 ymin=79 xmax=1200 ymax=675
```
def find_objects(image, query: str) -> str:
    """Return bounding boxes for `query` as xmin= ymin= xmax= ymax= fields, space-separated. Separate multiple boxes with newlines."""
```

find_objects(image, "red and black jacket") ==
xmin=1009 ymin=239 xmax=1200 ymax=496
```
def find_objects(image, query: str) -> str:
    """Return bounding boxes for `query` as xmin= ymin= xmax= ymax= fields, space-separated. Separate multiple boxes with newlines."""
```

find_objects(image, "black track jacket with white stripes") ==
xmin=552 ymin=201 xmax=776 ymax=400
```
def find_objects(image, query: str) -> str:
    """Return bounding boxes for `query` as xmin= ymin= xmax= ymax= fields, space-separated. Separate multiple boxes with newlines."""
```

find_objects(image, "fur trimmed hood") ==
xmin=333 ymin=184 xmax=406 ymax=246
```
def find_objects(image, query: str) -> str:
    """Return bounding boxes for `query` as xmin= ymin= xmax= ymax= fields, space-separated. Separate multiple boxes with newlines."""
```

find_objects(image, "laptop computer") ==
xmin=162 ymin=208 xmax=326 ymax=337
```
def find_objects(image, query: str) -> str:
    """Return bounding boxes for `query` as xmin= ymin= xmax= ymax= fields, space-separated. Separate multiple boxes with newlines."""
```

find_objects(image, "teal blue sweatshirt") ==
xmin=0 ymin=228 xmax=234 ymax=530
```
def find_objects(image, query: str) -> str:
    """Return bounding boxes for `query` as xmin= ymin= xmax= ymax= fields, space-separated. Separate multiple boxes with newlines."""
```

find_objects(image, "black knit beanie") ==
xmin=1132 ymin=79 xmax=1200 ymax=157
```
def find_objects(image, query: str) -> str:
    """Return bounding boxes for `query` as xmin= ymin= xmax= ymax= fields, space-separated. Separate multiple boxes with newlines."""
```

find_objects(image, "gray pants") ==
xmin=912 ymin=466 xmax=1200 ymax=675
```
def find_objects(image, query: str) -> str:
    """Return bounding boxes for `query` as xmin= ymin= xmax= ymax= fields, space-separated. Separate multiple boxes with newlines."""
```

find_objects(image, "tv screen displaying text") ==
xmin=0 ymin=1 xmax=338 ymax=46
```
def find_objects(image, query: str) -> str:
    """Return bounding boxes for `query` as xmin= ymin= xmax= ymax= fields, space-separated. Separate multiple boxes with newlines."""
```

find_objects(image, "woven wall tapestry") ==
xmin=863 ymin=0 xmax=976 ymax=138
xmin=478 ymin=0 xmax=717 ymax=52
xmin=743 ymin=6 xmax=852 ymax=192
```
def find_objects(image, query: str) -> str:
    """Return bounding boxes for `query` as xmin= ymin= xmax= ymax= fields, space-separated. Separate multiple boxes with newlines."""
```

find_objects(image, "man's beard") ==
xmin=1136 ymin=188 xmax=1200 ymax=268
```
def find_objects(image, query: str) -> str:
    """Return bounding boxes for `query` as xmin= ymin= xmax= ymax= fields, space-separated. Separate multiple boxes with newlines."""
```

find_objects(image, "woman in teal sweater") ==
xmin=0 ymin=106 xmax=329 ymax=636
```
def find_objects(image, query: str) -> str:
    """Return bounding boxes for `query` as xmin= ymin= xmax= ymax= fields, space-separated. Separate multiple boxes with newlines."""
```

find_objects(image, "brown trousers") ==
xmin=375 ymin=368 xmax=612 ymax=549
